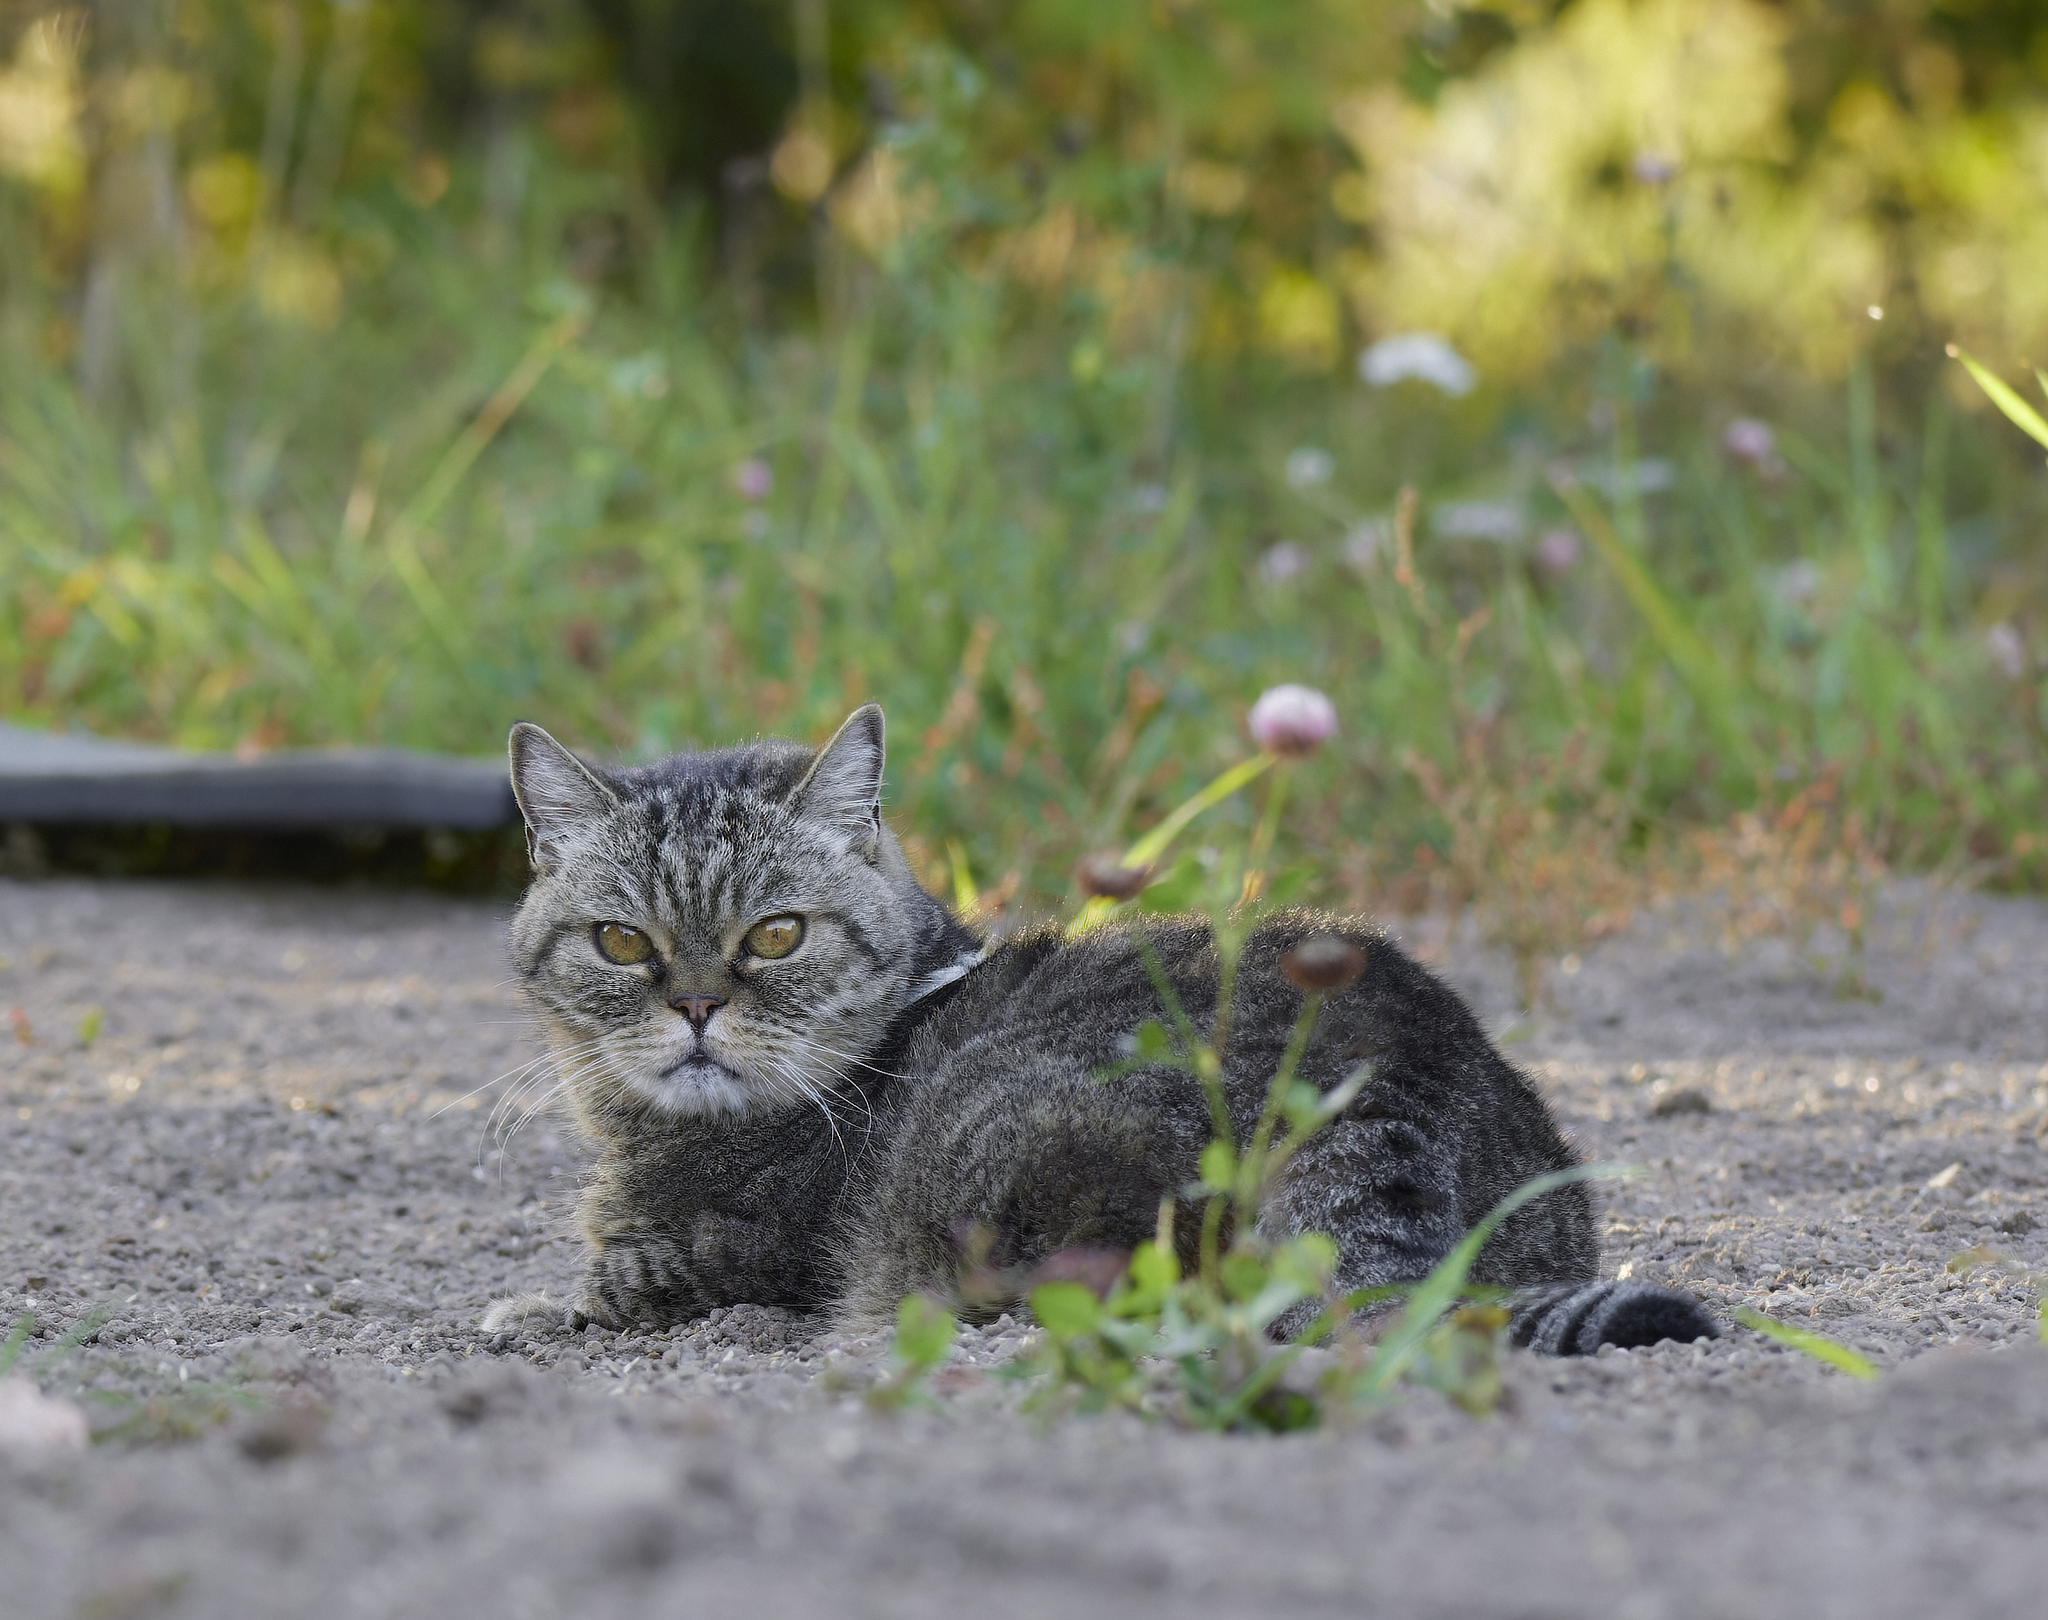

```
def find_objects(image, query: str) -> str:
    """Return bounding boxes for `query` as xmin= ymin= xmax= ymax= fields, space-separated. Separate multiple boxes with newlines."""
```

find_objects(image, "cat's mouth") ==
xmin=646 ymin=1049 xmax=757 ymax=1115
xmin=659 ymin=1053 xmax=732 ymax=1079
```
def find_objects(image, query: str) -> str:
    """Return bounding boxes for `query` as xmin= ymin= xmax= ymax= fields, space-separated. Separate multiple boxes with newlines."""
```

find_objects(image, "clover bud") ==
xmin=1534 ymin=527 xmax=1580 ymax=574
xmin=1721 ymin=418 xmax=1787 ymax=485
xmin=1280 ymin=934 xmax=1365 ymax=992
xmin=1075 ymin=854 xmax=1154 ymax=901
xmin=1630 ymin=150 xmax=1679 ymax=186
xmin=1721 ymin=418 xmax=1775 ymax=466
xmin=1986 ymin=622 xmax=2027 ymax=681
xmin=732 ymin=458 xmax=773 ymax=502
xmin=1248 ymin=684 xmax=1337 ymax=758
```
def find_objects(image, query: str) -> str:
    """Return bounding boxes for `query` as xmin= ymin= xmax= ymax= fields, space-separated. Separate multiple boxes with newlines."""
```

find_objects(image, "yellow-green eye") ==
xmin=594 ymin=922 xmax=655 ymax=965
xmin=743 ymin=915 xmax=803 ymax=960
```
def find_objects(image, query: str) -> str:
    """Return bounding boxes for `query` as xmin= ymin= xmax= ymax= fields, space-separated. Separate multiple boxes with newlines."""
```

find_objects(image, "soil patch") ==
xmin=2 ymin=876 xmax=2045 ymax=1618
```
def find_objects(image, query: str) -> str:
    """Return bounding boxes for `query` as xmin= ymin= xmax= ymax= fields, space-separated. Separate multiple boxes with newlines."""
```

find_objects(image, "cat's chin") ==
xmin=643 ymin=1054 xmax=758 ymax=1116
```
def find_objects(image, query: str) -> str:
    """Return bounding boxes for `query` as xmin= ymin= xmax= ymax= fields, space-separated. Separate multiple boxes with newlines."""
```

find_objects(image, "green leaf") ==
xmin=1243 ymin=1388 xmax=1319 ymax=1433
xmin=1135 ymin=853 xmax=1208 ymax=915
xmin=1197 ymin=1140 xmax=1238 ymax=1194
xmin=1280 ymin=1080 xmax=1323 ymax=1131
xmin=1130 ymin=1019 xmax=1173 ymax=1061
xmin=1950 ymin=346 xmax=2048 ymax=453
xmin=1732 ymin=1307 xmax=1879 ymax=1380
xmin=1297 ymin=1064 xmax=1372 ymax=1135
xmin=1127 ymin=1238 xmax=1179 ymax=1293
xmin=1260 ymin=865 xmax=1313 ymax=908
xmin=891 ymin=1292 xmax=956 ymax=1371
xmin=1551 ymin=474 xmax=1763 ymax=776
xmin=1240 ymin=1276 xmax=1315 ymax=1334
xmin=1120 ymin=753 xmax=1274 ymax=871
xmin=1095 ymin=1316 xmax=1159 ymax=1359
xmin=1029 ymin=1281 xmax=1104 ymax=1340
xmin=1219 ymin=1251 xmax=1269 ymax=1303
xmin=1269 ymin=1232 xmax=1337 ymax=1292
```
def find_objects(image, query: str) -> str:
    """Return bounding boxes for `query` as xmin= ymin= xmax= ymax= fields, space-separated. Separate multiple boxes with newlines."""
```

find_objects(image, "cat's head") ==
xmin=506 ymin=705 xmax=965 ymax=1122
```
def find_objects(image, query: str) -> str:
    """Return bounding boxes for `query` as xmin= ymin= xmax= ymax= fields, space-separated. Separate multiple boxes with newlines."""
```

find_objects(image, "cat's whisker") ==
xmin=496 ymin=1075 xmax=573 ymax=1146
xmin=490 ymin=1075 xmax=565 ymax=1143
xmin=788 ymin=1063 xmax=877 ymax=1141
xmin=773 ymin=1032 xmax=885 ymax=1120
xmin=442 ymin=1041 xmax=594 ymax=1123
xmin=782 ymin=1035 xmax=910 ymax=1085
xmin=754 ymin=1040 xmax=879 ymax=1176
xmin=750 ymin=1054 xmax=858 ymax=1182
xmin=488 ymin=1034 xmax=637 ymax=1152
xmin=503 ymin=1051 xmax=633 ymax=1148
xmin=452 ymin=1045 xmax=613 ymax=1172
xmin=477 ymin=1037 xmax=613 ymax=1137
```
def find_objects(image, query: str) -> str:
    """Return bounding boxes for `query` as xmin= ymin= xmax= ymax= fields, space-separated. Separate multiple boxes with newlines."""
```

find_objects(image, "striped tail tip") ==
xmin=1510 ymin=1280 xmax=1721 ymax=1357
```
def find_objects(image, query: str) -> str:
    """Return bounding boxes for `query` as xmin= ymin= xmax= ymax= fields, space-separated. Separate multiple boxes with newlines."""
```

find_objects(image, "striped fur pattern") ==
xmin=485 ymin=707 xmax=1717 ymax=1356
xmin=490 ymin=706 xmax=978 ymax=1327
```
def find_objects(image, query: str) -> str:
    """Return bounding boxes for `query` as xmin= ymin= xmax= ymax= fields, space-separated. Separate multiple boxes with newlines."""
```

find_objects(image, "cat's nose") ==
xmin=667 ymin=992 xmax=727 ymax=1030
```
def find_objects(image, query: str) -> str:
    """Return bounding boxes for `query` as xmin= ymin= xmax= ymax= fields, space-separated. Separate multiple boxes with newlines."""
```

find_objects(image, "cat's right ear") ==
xmin=788 ymin=703 xmax=885 ymax=861
xmin=509 ymin=722 xmax=619 ymax=868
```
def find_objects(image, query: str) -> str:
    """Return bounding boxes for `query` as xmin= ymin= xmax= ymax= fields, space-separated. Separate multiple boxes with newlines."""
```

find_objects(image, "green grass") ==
xmin=1731 ymin=1308 xmax=1880 ymax=1380
xmin=2 ymin=126 xmax=2044 ymax=914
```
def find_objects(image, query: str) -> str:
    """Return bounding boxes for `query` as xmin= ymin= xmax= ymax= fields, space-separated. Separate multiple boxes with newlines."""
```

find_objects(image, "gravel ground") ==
xmin=2 ymin=874 xmax=2046 ymax=1619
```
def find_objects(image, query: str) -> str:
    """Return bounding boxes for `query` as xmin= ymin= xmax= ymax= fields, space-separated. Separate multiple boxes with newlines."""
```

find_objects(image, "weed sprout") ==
xmin=887 ymin=687 xmax=1612 ymax=1430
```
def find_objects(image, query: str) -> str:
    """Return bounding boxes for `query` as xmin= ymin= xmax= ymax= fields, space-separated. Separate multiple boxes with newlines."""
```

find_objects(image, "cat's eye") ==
xmin=593 ymin=922 xmax=655 ymax=966
xmin=743 ymin=915 xmax=804 ymax=960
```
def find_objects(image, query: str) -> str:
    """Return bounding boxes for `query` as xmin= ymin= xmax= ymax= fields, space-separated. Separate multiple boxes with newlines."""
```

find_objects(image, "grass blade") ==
xmin=1732 ymin=1306 xmax=1878 ymax=1379
xmin=32 ymin=1302 xmax=114 ymax=1371
xmin=1549 ymin=471 xmax=1764 ymax=776
xmin=0 ymin=1311 xmax=32 ymax=1377
xmin=1357 ymin=1162 xmax=1631 ymax=1398
xmin=1948 ymin=346 xmax=2048 ymax=454
xmin=381 ymin=309 xmax=587 ymax=658
xmin=1070 ymin=753 xmax=1276 ymax=935
xmin=1123 ymin=753 xmax=1275 ymax=870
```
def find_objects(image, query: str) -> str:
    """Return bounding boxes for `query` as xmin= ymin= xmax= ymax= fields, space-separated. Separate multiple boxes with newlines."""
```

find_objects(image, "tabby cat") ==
xmin=483 ymin=705 xmax=1716 ymax=1356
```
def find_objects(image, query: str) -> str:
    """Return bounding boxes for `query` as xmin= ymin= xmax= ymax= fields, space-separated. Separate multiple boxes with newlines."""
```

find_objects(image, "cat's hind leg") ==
xmin=1262 ymin=1118 xmax=1722 ymax=1353
xmin=1257 ymin=1109 xmax=1469 ymax=1303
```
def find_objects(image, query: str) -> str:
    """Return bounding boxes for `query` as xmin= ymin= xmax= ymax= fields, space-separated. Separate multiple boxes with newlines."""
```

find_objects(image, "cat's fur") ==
xmin=485 ymin=706 xmax=1716 ymax=1356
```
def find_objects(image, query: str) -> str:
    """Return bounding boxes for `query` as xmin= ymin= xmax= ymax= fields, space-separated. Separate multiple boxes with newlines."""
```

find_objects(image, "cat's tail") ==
xmin=1508 ymin=1280 xmax=1720 ymax=1356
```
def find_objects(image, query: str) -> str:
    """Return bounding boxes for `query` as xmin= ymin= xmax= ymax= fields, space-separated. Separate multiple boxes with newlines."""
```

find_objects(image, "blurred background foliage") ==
xmin=0 ymin=0 xmax=2044 ymax=920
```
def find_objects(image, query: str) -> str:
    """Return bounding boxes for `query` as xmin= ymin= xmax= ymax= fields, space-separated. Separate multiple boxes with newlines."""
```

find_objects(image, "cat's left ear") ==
xmin=789 ymin=704 xmax=885 ymax=861
xmin=509 ymin=721 xmax=619 ymax=869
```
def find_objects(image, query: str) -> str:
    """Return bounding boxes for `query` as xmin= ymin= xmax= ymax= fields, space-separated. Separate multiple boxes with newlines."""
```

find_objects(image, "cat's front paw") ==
xmin=583 ymin=1238 xmax=700 ymax=1329
xmin=563 ymin=1290 xmax=624 ymax=1333
xmin=481 ymin=1291 xmax=578 ymax=1336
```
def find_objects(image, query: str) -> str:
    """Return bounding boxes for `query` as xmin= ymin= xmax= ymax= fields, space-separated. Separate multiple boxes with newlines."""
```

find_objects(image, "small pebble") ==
xmin=0 ymin=1379 xmax=88 ymax=1455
